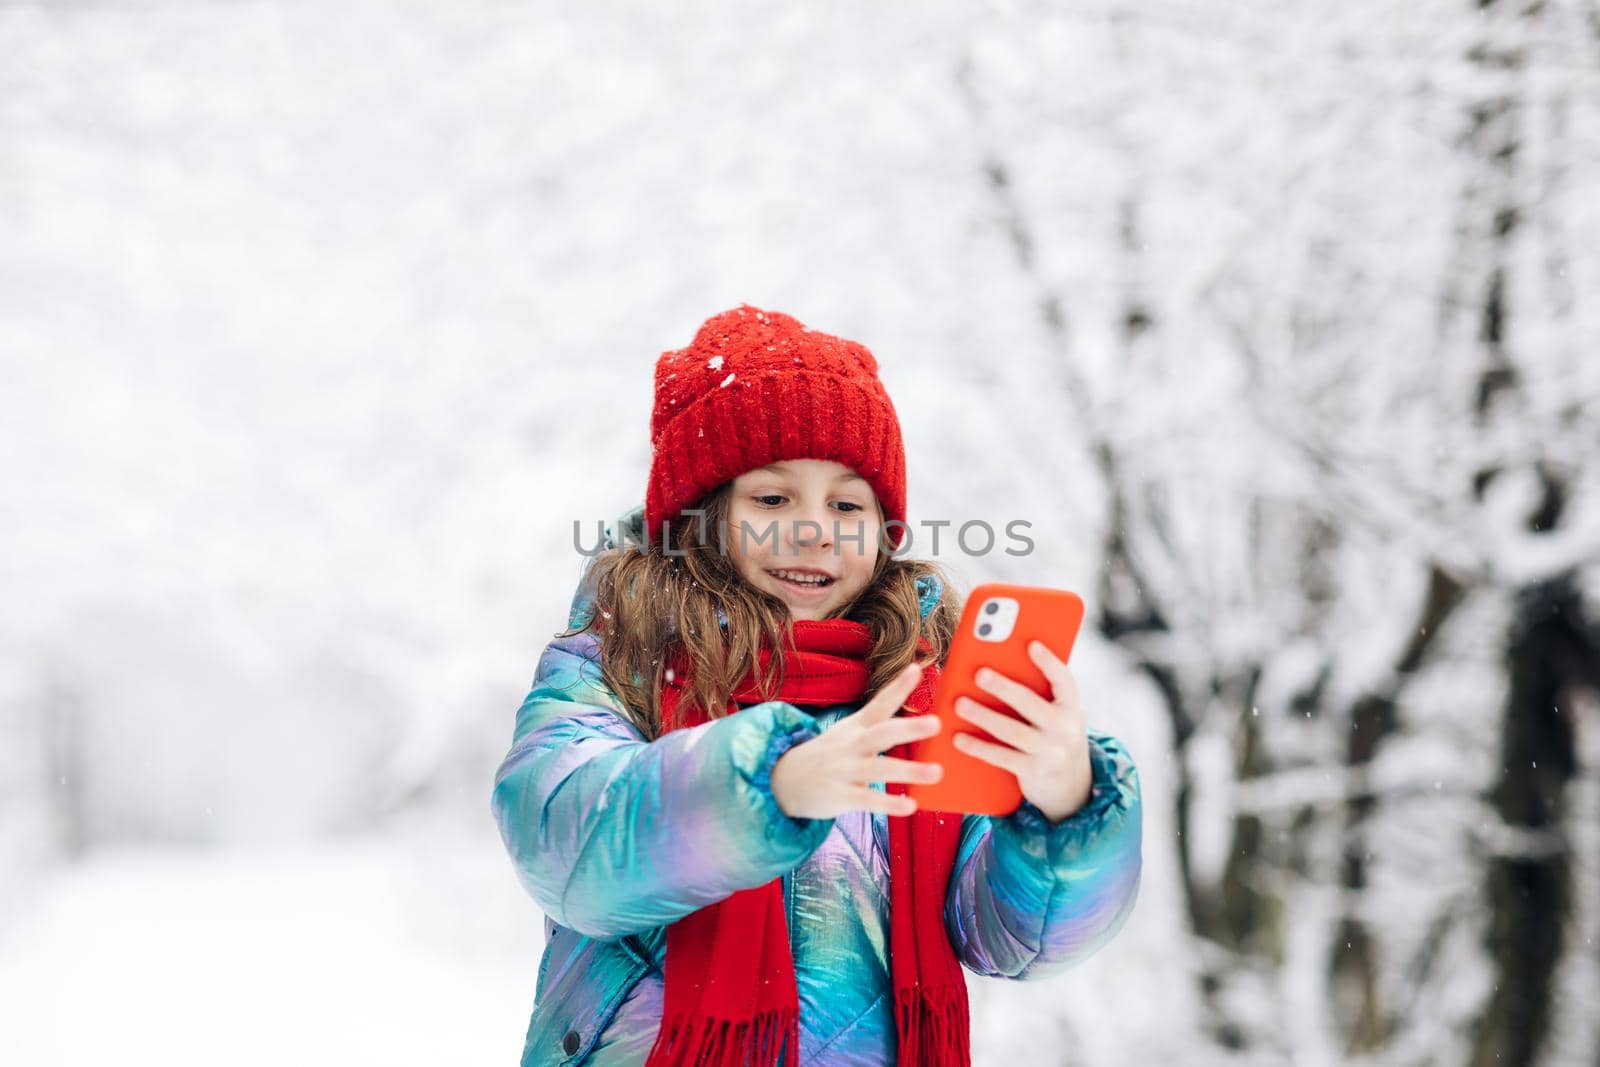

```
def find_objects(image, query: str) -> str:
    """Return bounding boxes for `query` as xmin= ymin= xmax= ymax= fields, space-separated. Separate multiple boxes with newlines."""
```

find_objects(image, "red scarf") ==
xmin=644 ymin=617 xmax=971 ymax=1066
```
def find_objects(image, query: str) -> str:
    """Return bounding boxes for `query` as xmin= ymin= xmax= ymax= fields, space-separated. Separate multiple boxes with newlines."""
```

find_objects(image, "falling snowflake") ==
xmin=720 ymin=373 xmax=736 ymax=387
xmin=697 ymin=427 xmax=704 ymax=437
xmin=665 ymin=668 xmax=675 ymax=683
xmin=708 ymin=355 xmax=724 ymax=370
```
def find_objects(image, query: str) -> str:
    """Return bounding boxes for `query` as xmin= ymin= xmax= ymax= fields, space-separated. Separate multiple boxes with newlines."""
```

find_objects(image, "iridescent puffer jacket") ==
xmin=491 ymin=506 xmax=1142 ymax=1066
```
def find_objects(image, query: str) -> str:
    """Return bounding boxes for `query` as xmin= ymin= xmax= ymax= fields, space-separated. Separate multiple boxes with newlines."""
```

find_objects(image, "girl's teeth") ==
xmin=774 ymin=571 xmax=829 ymax=585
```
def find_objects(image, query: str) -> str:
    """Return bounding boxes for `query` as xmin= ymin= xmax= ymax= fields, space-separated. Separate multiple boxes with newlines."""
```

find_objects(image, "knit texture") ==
xmin=645 ymin=304 xmax=909 ymax=550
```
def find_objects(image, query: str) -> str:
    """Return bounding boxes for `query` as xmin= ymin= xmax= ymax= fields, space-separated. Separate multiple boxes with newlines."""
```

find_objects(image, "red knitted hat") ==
xmin=645 ymin=304 xmax=909 ymax=550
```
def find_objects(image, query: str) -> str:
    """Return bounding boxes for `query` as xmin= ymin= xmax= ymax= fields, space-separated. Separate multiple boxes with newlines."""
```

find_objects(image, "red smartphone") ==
xmin=902 ymin=582 xmax=1085 ymax=816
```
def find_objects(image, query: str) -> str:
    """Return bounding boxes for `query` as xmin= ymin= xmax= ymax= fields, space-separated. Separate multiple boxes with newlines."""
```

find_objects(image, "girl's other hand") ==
xmin=771 ymin=663 xmax=944 ymax=820
xmin=950 ymin=640 xmax=1093 ymax=823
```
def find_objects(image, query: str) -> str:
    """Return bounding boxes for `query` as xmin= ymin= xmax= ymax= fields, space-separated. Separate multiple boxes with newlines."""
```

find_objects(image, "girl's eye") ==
xmin=752 ymin=495 xmax=863 ymax=512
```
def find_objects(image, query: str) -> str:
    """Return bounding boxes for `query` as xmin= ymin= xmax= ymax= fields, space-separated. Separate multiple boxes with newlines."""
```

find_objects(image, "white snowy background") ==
xmin=3 ymin=1 xmax=1598 ymax=1065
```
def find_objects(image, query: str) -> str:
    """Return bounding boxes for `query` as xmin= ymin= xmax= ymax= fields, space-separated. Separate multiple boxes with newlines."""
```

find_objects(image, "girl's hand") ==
xmin=951 ymin=641 xmax=1093 ymax=823
xmin=771 ymin=662 xmax=945 ymax=820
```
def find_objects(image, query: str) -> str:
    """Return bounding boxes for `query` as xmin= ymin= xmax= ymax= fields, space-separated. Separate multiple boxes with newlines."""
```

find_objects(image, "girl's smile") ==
xmin=765 ymin=566 xmax=837 ymax=594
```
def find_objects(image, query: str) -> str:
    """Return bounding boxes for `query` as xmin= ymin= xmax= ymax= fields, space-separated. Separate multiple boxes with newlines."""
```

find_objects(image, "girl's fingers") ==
xmin=972 ymin=667 xmax=1057 ymax=730
xmin=952 ymin=732 xmax=1028 ymax=775
xmin=955 ymin=697 xmax=1041 ymax=753
xmin=850 ymin=663 xmax=924 ymax=729
xmin=855 ymin=754 xmax=944 ymax=786
xmin=859 ymin=710 xmax=941 ymax=754
xmin=844 ymin=785 xmax=918 ymax=816
xmin=1027 ymin=640 xmax=1076 ymax=703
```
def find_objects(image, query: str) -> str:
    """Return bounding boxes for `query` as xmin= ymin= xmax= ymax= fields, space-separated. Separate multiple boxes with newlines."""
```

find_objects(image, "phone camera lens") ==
xmin=983 ymin=601 xmax=998 ymax=615
xmin=978 ymin=623 xmax=992 ymax=636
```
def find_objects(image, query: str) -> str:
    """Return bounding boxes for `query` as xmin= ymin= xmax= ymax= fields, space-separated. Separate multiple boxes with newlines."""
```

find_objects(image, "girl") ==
xmin=492 ymin=305 xmax=1142 ymax=1066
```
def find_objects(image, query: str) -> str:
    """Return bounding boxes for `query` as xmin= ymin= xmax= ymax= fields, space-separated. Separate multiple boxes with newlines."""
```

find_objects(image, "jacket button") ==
xmin=562 ymin=1029 xmax=581 ymax=1055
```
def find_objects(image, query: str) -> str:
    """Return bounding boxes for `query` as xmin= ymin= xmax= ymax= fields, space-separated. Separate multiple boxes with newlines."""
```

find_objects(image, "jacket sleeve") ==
xmin=943 ymin=728 xmax=1142 ymax=979
xmin=490 ymin=631 xmax=837 ymax=941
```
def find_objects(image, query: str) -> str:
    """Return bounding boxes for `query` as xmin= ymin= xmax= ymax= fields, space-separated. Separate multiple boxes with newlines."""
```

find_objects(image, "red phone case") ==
xmin=901 ymin=582 xmax=1085 ymax=815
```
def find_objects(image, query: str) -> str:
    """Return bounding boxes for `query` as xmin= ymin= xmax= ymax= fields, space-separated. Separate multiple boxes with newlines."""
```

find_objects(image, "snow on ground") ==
xmin=0 ymin=828 xmax=545 ymax=1066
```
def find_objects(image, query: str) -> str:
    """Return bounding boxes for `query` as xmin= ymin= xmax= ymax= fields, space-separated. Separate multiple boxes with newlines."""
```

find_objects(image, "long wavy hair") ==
xmin=557 ymin=481 xmax=965 ymax=741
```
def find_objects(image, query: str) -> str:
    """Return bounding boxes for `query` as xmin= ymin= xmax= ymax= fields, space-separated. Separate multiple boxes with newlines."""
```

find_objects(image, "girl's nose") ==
xmin=783 ymin=504 xmax=833 ymax=552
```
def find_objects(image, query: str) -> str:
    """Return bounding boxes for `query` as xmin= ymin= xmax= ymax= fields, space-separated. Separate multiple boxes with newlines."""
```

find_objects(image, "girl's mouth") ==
xmin=767 ymin=569 xmax=836 ymax=596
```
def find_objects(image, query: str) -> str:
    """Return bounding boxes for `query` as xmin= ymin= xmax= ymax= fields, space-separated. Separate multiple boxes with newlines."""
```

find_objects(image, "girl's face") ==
xmin=725 ymin=459 xmax=882 ymax=622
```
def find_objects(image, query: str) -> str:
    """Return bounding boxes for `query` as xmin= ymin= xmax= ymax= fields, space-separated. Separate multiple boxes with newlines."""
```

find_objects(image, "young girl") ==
xmin=492 ymin=305 xmax=1142 ymax=1066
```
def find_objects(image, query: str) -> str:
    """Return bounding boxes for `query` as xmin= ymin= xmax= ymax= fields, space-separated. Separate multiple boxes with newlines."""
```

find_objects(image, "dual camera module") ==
xmin=974 ymin=596 xmax=1018 ymax=642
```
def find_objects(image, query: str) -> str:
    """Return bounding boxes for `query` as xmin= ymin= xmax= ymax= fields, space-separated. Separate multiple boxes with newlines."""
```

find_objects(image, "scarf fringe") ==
xmin=644 ymin=1006 xmax=799 ymax=1067
xmin=894 ymin=983 xmax=972 ymax=1066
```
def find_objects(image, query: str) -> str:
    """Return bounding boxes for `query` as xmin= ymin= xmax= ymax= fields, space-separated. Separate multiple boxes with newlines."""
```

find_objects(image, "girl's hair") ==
xmin=557 ymin=481 xmax=964 ymax=741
